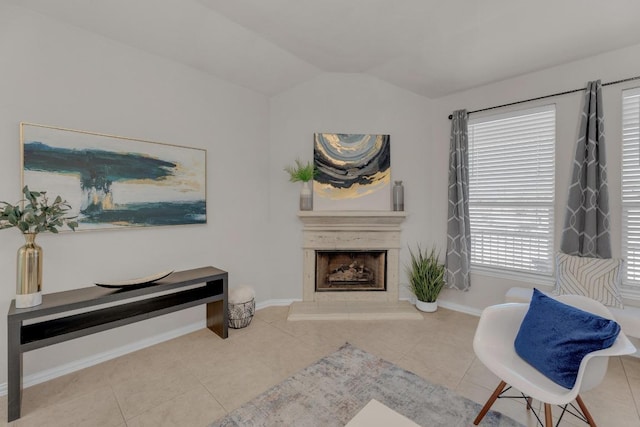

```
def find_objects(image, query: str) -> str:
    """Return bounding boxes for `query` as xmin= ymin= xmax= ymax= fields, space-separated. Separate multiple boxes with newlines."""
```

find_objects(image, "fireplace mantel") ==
xmin=298 ymin=210 xmax=407 ymax=302
xmin=298 ymin=211 xmax=406 ymax=231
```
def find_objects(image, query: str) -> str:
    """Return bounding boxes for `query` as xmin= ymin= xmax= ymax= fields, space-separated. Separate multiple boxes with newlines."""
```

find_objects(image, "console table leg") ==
xmin=207 ymin=300 xmax=228 ymax=338
xmin=205 ymin=277 xmax=227 ymax=339
xmin=8 ymin=319 xmax=22 ymax=422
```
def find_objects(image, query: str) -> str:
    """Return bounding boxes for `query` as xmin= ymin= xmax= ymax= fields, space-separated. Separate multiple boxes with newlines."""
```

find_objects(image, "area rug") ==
xmin=209 ymin=343 xmax=523 ymax=427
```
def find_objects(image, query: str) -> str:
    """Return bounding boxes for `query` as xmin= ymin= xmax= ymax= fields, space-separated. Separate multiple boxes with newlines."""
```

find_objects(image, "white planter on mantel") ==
xmin=415 ymin=300 xmax=438 ymax=313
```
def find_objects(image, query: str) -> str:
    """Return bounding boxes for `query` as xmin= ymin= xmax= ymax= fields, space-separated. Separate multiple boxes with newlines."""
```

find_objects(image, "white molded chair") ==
xmin=472 ymin=294 xmax=636 ymax=427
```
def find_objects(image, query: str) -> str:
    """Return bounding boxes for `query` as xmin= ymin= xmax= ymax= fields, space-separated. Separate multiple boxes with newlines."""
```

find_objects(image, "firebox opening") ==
xmin=315 ymin=250 xmax=387 ymax=292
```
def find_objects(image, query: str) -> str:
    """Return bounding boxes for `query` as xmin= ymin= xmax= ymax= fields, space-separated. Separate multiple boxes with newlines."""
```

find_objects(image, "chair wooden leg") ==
xmin=473 ymin=380 xmax=507 ymax=425
xmin=544 ymin=403 xmax=553 ymax=427
xmin=575 ymin=395 xmax=597 ymax=426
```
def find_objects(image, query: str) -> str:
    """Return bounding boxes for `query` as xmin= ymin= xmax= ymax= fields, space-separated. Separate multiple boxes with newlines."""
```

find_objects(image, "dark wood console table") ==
xmin=7 ymin=266 xmax=228 ymax=422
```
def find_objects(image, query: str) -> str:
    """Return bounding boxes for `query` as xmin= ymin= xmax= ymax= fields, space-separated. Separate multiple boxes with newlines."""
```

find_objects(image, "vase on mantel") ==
xmin=16 ymin=233 xmax=43 ymax=308
xmin=393 ymin=181 xmax=404 ymax=211
xmin=300 ymin=181 xmax=313 ymax=211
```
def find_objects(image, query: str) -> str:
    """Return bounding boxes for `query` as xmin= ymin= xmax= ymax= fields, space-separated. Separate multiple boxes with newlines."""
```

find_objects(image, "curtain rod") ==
xmin=447 ymin=75 xmax=640 ymax=120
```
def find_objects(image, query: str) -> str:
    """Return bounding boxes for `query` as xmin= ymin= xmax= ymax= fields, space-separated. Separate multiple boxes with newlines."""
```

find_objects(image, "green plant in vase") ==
xmin=284 ymin=159 xmax=318 ymax=210
xmin=1 ymin=186 xmax=78 ymax=308
xmin=1 ymin=186 xmax=78 ymax=233
xmin=406 ymin=245 xmax=446 ymax=312
xmin=284 ymin=158 xmax=317 ymax=182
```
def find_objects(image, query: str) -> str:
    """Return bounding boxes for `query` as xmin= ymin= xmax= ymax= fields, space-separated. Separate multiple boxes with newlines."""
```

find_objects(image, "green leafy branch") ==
xmin=284 ymin=159 xmax=318 ymax=183
xmin=0 ymin=186 xmax=78 ymax=234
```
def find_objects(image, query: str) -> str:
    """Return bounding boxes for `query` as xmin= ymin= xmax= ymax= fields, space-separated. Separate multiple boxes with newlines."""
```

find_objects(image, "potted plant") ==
xmin=1 ymin=186 xmax=78 ymax=308
xmin=406 ymin=245 xmax=446 ymax=312
xmin=284 ymin=158 xmax=317 ymax=211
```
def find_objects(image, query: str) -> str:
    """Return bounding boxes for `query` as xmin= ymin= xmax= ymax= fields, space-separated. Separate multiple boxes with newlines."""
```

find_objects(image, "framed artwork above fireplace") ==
xmin=313 ymin=133 xmax=390 ymax=210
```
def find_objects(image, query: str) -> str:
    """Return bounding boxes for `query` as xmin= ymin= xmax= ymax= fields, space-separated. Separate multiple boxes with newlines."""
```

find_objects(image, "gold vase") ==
xmin=16 ymin=232 xmax=43 ymax=308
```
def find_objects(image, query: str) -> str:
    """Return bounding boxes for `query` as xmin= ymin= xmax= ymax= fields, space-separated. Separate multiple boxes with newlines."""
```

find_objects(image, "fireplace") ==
xmin=298 ymin=211 xmax=406 ymax=302
xmin=316 ymin=250 xmax=387 ymax=292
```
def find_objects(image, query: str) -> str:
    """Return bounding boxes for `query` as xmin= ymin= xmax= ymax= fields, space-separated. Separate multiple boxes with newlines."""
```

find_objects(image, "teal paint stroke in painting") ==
xmin=21 ymin=123 xmax=206 ymax=230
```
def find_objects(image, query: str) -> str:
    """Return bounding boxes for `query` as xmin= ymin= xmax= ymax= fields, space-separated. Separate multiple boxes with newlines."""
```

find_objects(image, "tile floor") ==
xmin=2 ymin=306 xmax=639 ymax=427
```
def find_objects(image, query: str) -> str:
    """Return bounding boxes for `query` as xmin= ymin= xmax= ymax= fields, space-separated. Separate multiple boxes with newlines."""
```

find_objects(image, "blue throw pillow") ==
xmin=514 ymin=288 xmax=621 ymax=389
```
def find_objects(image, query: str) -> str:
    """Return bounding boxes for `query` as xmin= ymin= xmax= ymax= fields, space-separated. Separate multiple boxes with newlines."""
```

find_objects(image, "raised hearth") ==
xmin=298 ymin=211 xmax=406 ymax=303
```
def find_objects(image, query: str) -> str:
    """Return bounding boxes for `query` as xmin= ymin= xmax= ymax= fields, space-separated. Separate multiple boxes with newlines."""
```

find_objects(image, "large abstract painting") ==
xmin=21 ymin=123 xmax=206 ymax=230
xmin=313 ymin=133 xmax=391 ymax=210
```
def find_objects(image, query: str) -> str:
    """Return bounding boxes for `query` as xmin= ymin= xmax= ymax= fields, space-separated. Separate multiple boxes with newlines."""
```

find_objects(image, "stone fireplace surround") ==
xmin=298 ymin=211 xmax=406 ymax=302
xmin=288 ymin=210 xmax=422 ymax=320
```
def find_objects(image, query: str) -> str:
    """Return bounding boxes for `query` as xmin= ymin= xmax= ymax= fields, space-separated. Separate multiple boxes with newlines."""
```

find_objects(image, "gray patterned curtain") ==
xmin=446 ymin=110 xmax=471 ymax=291
xmin=560 ymin=80 xmax=611 ymax=258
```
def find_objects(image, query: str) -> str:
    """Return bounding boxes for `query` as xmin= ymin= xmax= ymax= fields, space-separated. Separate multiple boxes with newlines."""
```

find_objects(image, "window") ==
xmin=622 ymin=87 xmax=640 ymax=293
xmin=468 ymin=105 xmax=555 ymax=275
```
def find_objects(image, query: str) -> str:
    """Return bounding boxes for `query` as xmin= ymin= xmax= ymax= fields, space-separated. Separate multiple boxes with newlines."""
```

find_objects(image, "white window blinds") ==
xmin=622 ymin=87 xmax=640 ymax=291
xmin=468 ymin=105 xmax=555 ymax=275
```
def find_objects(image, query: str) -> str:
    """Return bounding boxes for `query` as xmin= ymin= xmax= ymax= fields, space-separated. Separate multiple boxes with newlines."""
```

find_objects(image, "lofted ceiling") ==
xmin=9 ymin=0 xmax=640 ymax=98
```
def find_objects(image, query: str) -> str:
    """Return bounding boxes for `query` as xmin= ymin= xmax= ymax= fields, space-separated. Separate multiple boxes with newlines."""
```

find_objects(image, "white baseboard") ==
xmin=256 ymin=298 xmax=300 ymax=310
xmin=437 ymin=300 xmax=483 ymax=317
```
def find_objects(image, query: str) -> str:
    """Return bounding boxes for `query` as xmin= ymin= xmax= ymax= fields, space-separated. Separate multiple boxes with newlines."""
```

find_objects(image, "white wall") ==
xmin=433 ymin=43 xmax=640 ymax=311
xmin=0 ymin=4 xmax=270 ymax=383
xmin=268 ymin=73 xmax=434 ymax=300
